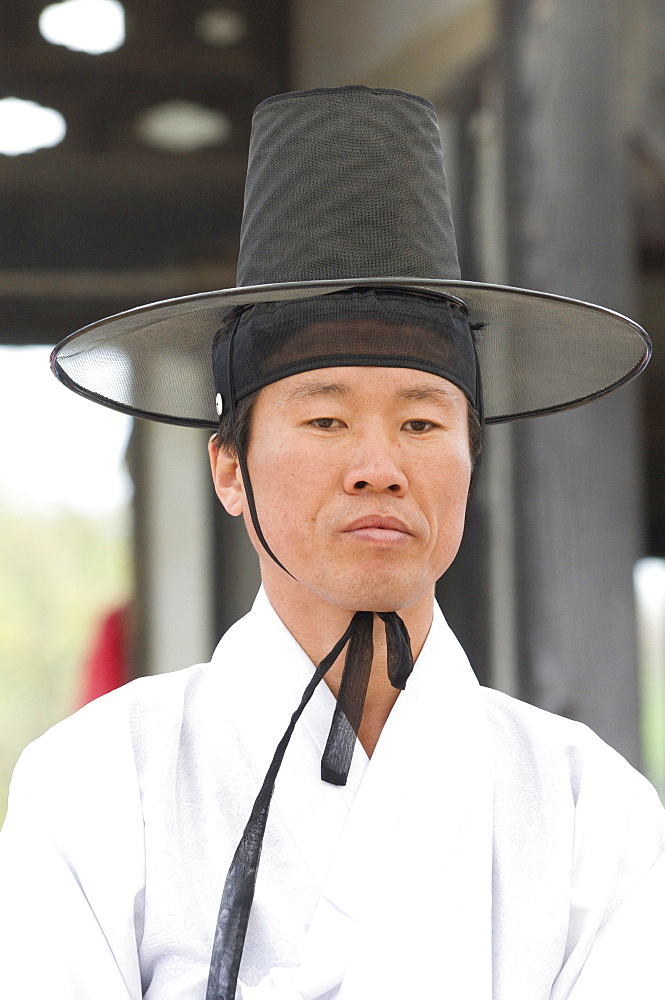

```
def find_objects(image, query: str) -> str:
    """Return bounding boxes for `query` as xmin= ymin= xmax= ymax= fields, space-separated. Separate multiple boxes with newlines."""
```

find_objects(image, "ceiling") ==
xmin=0 ymin=1 xmax=289 ymax=344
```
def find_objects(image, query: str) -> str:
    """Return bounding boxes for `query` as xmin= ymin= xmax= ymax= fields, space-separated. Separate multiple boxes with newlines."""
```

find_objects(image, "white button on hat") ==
xmin=215 ymin=392 xmax=224 ymax=416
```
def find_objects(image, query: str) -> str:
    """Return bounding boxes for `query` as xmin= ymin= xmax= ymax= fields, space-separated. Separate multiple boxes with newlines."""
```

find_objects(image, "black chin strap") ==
xmin=321 ymin=609 xmax=413 ymax=785
xmin=207 ymin=319 xmax=414 ymax=998
xmin=206 ymin=609 xmax=414 ymax=1000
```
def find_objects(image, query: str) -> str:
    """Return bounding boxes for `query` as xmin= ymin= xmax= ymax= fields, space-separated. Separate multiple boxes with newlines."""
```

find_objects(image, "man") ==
xmin=2 ymin=86 xmax=665 ymax=999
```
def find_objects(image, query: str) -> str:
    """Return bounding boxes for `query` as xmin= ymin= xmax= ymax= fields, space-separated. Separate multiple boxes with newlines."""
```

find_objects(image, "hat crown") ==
xmin=237 ymin=86 xmax=461 ymax=286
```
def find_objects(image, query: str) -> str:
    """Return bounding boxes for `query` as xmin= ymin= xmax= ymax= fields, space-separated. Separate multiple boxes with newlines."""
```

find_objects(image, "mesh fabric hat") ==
xmin=51 ymin=85 xmax=650 ymax=425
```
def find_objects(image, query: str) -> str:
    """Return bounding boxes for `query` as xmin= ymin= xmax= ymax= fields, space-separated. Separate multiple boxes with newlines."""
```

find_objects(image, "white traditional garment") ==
xmin=1 ymin=587 xmax=665 ymax=1000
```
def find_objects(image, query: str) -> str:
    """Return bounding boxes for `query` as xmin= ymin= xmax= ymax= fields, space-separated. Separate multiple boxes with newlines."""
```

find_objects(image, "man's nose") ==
xmin=342 ymin=436 xmax=408 ymax=496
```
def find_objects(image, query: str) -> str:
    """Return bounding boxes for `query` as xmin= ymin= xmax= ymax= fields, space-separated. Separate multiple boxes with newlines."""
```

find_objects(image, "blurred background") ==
xmin=2 ymin=0 xmax=665 ymax=823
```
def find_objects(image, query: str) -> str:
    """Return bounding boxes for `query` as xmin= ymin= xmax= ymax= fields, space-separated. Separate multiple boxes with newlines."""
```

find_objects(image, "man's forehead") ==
xmin=275 ymin=368 xmax=467 ymax=407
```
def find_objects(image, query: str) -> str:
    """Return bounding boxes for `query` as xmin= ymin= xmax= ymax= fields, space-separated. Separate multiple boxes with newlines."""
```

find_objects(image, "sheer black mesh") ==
xmin=212 ymin=288 xmax=480 ymax=416
xmin=51 ymin=278 xmax=650 ymax=426
xmin=238 ymin=87 xmax=460 ymax=286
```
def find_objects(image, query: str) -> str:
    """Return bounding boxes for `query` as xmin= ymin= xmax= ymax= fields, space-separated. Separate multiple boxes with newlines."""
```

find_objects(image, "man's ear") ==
xmin=208 ymin=435 xmax=245 ymax=516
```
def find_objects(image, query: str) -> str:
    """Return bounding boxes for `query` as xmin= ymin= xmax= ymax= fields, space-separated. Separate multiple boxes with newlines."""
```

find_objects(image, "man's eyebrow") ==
xmin=396 ymin=382 xmax=463 ymax=405
xmin=282 ymin=378 xmax=462 ymax=406
xmin=282 ymin=380 xmax=351 ymax=402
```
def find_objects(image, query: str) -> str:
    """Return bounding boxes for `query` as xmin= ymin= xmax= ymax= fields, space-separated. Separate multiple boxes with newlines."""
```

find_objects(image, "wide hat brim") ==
xmin=50 ymin=275 xmax=650 ymax=427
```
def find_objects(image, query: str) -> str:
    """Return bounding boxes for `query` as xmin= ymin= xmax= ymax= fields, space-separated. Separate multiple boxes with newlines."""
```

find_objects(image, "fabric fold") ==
xmin=565 ymin=850 xmax=665 ymax=998
xmin=292 ymin=605 xmax=495 ymax=1000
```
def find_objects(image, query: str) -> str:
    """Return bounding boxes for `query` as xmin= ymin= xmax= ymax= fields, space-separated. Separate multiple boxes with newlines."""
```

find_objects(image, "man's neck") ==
xmin=261 ymin=574 xmax=435 ymax=757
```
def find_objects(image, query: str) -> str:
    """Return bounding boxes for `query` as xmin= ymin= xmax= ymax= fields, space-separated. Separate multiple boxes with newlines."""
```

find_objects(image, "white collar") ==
xmin=216 ymin=588 xmax=494 ymax=999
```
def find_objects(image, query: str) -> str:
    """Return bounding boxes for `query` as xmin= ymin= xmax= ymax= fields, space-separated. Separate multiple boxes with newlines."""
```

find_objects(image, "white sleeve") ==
xmin=0 ymin=720 xmax=145 ymax=1000
xmin=553 ymin=728 xmax=665 ymax=999
xmin=565 ymin=849 xmax=665 ymax=999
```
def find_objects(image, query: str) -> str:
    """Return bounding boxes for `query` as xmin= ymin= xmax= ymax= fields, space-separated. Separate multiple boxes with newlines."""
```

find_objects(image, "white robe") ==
xmin=1 ymin=588 xmax=665 ymax=999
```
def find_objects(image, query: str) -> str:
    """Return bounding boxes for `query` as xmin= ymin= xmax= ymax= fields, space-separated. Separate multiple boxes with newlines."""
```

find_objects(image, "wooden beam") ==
xmin=0 ymin=263 xmax=237 ymax=299
xmin=0 ymin=262 xmax=238 ymax=344
xmin=0 ymin=150 xmax=248 ymax=195
xmin=0 ymin=45 xmax=258 ymax=83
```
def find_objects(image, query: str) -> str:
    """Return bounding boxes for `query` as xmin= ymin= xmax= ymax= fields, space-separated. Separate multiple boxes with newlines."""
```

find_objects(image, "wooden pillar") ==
xmin=500 ymin=0 xmax=644 ymax=764
xmin=128 ymin=419 xmax=216 ymax=675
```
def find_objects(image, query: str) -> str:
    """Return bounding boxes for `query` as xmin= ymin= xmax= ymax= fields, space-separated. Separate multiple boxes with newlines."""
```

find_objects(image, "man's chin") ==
xmin=310 ymin=572 xmax=429 ymax=615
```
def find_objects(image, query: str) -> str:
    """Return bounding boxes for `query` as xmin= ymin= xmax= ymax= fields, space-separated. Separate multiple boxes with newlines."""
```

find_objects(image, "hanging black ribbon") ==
xmin=205 ymin=609 xmax=414 ymax=1000
xmin=320 ymin=610 xmax=413 ymax=785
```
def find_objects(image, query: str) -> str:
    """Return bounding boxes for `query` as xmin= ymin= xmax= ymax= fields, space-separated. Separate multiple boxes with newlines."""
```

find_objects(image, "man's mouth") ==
xmin=342 ymin=515 xmax=413 ymax=542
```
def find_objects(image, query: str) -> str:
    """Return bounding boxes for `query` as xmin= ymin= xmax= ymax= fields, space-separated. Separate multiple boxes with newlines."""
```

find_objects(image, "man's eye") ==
xmin=404 ymin=419 xmax=434 ymax=432
xmin=310 ymin=417 xmax=337 ymax=428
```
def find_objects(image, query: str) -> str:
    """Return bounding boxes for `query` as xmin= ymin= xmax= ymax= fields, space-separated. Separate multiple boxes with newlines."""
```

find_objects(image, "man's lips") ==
xmin=342 ymin=514 xmax=413 ymax=542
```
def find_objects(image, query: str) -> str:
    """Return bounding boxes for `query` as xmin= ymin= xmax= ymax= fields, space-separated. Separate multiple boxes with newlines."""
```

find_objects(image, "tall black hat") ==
xmin=51 ymin=85 xmax=650 ymax=424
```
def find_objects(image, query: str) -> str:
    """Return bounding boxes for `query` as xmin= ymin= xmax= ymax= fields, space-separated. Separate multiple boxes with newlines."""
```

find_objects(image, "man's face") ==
xmin=219 ymin=366 xmax=472 ymax=613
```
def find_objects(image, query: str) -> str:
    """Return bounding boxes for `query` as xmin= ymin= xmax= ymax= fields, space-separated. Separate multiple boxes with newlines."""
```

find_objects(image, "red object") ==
xmin=77 ymin=605 xmax=130 ymax=707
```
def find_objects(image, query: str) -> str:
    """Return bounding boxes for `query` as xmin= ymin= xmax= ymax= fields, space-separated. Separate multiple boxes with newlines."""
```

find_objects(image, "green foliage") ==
xmin=0 ymin=499 xmax=131 ymax=824
xmin=640 ymin=662 xmax=665 ymax=804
